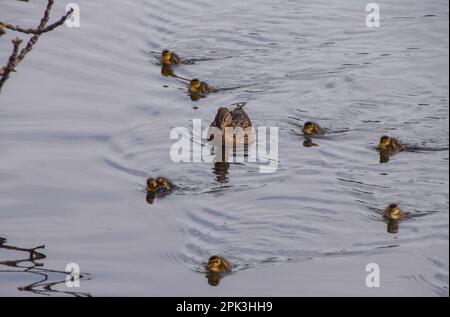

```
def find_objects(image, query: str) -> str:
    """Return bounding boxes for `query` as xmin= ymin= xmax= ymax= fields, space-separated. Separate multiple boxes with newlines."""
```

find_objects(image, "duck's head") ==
xmin=146 ymin=178 xmax=158 ymax=191
xmin=190 ymin=79 xmax=201 ymax=91
xmin=214 ymin=107 xmax=233 ymax=131
xmin=162 ymin=50 xmax=171 ymax=64
xmin=388 ymin=203 xmax=402 ymax=220
xmin=379 ymin=135 xmax=391 ymax=148
xmin=207 ymin=256 xmax=223 ymax=272
xmin=303 ymin=122 xmax=315 ymax=135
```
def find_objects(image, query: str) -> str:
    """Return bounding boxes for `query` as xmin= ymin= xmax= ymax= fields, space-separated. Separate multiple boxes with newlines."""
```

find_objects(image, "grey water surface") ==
xmin=0 ymin=0 xmax=448 ymax=296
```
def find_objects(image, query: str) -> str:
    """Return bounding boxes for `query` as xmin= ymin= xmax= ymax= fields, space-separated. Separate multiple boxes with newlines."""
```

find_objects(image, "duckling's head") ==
xmin=303 ymin=122 xmax=315 ymax=135
xmin=162 ymin=50 xmax=171 ymax=64
xmin=379 ymin=135 xmax=391 ymax=148
xmin=190 ymin=79 xmax=201 ymax=90
xmin=207 ymin=256 xmax=223 ymax=271
xmin=388 ymin=203 xmax=402 ymax=220
xmin=146 ymin=178 xmax=158 ymax=191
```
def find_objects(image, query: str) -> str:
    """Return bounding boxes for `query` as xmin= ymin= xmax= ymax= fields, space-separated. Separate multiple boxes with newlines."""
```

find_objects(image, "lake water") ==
xmin=0 ymin=0 xmax=448 ymax=296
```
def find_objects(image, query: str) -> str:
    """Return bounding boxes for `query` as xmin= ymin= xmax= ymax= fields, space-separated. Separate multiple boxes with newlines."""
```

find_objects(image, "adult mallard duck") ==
xmin=302 ymin=121 xmax=323 ymax=136
xmin=206 ymin=256 xmax=232 ymax=273
xmin=208 ymin=103 xmax=254 ymax=146
xmin=161 ymin=50 xmax=181 ymax=65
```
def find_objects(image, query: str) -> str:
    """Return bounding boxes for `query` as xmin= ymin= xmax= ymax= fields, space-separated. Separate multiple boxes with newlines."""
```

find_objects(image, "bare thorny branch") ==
xmin=0 ymin=0 xmax=74 ymax=92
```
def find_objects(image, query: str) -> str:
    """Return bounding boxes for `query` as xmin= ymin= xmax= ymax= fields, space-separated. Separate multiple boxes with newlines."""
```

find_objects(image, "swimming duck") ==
xmin=189 ymin=79 xmax=213 ymax=95
xmin=146 ymin=177 xmax=174 ymax=192
xmin=208 ymin=103 xmax=253 ymax=146
xmin=302 ymin=121 xmax=323 ymax=136
xmin=377 ymin=136 xmax=403 ymax=153
xmin=383 ymin=203 xmax=405 ymax=221
xmin=206 ymin=256 xmax=232 ymax=273
xmin=161 ymin=50 xmax=181 ymax=65
xmin=188 ymin=79 xmax=214 ymax=101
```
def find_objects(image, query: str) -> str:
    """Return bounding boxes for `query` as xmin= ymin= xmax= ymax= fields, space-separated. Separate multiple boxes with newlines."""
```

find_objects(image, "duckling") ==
xmin=377 ymin=136 xmax=404 ymax=153
xmin=302 ymin=121 xmax=323 ymax=136
xmin=208 ymin=103 xmax=253 ymax=145
xmin=0 ymin=24 xmax=5 ymax=36
xmin=189 ymin=79 xmax=213 ymax=94
xmin=383 ymin=203 xmax=405 ymax=221
xmin=206 ymin=256 xmax=232 ymax=273
xmin=146 ymin=177 xmax=174 ymax=192
xmin=161 ymin=50 xmax=181 ymax=65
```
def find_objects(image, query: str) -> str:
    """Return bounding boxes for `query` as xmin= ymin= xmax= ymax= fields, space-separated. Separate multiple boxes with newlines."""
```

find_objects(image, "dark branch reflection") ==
xmin=0 ymin=236 xmax=91 ymax=297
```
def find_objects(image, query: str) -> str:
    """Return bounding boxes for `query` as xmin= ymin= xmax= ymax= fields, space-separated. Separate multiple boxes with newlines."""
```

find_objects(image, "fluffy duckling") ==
xmin=0 ymin=24 xmax=6 ymax=36
xmin=302 ymin=121 xmax=323 ymax=136
xmin=383 ymin=203 xmax=406 ymax=221
xmin=161 ymin=50 xmax=181 ymax=65
xmin=208 ymin=103 xmax=253 ymax=146
xmin=189 ymin=79 xmax=213 ymax=95
xmin=377 ymin=136 xmax=404 ymax=153
xmin=206 ymin=256 xmax=232 ymax=274
xmin=146 ymin=177 xmax=174 ymax=192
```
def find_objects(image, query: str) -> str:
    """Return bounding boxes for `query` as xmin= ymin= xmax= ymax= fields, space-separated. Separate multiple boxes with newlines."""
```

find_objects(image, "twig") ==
xmin=16 ymin=0 xmax=54 ymax=64
xmin=0 ymin=38 xmax=22 ymax=89
xmin=0 ymin=0 xmax=73 ymax=92
xmin=0 ymin=9 xmax=73 ymax=35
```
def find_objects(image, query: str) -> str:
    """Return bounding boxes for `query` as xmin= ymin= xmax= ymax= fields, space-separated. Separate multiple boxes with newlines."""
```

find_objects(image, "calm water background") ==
xmin=0 ymin=0 xmax=448 ymax=296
